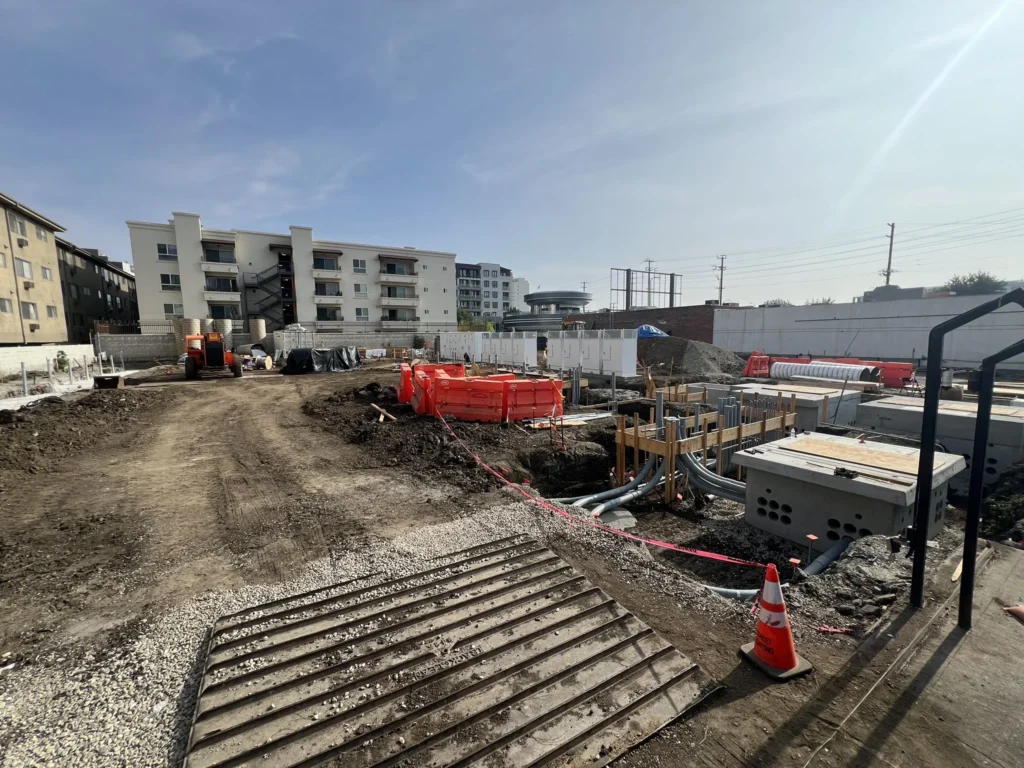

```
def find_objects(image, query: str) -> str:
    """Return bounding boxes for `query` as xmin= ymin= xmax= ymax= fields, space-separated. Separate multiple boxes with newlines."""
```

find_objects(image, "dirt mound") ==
xmin=637 ymin=338 xmax=745 ymax=381
xmin=302 ymin=384 xmax=616 ymax=495
xmin=981 ymin=459 xmax=1024 ymax=541
xmin=0 ymin=390 xmax=172 ymax=475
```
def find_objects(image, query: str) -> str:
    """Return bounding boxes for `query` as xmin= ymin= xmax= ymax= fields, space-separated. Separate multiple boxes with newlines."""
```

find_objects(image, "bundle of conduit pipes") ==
xmin=549 ymin=390 xmax=853 ymax=599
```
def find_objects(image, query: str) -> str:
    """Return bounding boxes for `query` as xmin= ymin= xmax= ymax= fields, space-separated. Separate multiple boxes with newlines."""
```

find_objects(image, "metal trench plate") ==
xmin=183 ymin=535 xmax=711 ymax=768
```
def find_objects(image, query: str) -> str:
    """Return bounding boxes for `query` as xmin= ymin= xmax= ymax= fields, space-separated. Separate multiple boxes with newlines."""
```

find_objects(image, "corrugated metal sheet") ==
xmin=182 ymin=535 xmax=711 ymax=768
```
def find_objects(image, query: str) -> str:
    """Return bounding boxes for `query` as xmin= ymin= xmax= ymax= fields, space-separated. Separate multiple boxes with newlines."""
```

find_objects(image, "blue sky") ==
xmin=2 ymin=0 xmax=1023 ymax=307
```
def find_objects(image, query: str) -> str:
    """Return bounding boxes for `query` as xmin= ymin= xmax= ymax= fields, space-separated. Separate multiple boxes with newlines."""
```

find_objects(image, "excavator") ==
xmin=184 ymin=332 xmax=243 ymax=379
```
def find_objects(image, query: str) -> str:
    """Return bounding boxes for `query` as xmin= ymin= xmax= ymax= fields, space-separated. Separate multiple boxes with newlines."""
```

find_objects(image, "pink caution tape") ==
xmin=437 ymin=414 xmax=765 ymax=570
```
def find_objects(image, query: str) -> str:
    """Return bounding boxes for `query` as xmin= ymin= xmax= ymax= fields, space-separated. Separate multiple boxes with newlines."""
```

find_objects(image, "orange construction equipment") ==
xmin=184 ymin=332 xmax=242 ymax=379
xmin=403 ymin=363 xmax=562 ymax=422
xmin=740 ymin=563 xmax=812 ymax=680
xmin=398 ymin=363 xmax=414 ymax=403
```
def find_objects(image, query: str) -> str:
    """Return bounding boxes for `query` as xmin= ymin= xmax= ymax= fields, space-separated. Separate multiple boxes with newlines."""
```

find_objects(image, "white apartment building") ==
xmin=127 ymin=212 xmax=457 ymax=333
xmin=455 ymin=262 xmax=529 ymax=318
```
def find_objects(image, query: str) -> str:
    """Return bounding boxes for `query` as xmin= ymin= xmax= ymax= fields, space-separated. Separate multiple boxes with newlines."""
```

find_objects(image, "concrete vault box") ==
xmin=732 ymin=383 xmax=862 ymax=432
xmin=855 ymin=396 xmax=1024 ymax=494
xmin=733 ymin=433 xmax=966 ymax=550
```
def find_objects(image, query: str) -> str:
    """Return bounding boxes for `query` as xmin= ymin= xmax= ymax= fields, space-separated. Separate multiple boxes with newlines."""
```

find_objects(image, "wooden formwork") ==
xmin=614 ymin=402 xmax=798 ymax=503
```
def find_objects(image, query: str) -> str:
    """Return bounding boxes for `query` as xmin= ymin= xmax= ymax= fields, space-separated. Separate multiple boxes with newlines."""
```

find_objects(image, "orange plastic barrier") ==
xmin=411 ymin=369 xmax=435 ymax=415
xmin=504 ymin=379 xmax=564 ymax=421
xmin=433 ymin=372 xmax=505 ymax=423
xmin=398 ymin=363 xmax=414 ymax=403
xmin=414 ymin=363 xmax=466 ymax=378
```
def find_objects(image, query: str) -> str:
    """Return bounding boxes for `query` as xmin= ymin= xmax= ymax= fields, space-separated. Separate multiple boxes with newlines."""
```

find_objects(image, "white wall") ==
xmin=128 ymin=220 xmax=177 ymax=322
xmin=0 ymin=343 xmax=95 ymax=376
xmin=713 ymin=294 xmax=1024 ymax=369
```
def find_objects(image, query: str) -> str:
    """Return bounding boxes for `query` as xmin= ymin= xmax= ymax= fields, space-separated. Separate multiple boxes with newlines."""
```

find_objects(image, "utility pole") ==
xmin=883 ymin=222 xmax=895 ymax=285
xmin=580 ymin=281 xmax=587 ymax=292
xmin=642 ymin=258 xmax=655 ymax=307
xmin=715 ymin=255 xmax=726 ymax=305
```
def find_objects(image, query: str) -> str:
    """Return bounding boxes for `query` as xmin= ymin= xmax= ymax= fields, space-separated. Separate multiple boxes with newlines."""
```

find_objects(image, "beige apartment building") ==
xmin=0 ymin=192 xmax=67 ymax=345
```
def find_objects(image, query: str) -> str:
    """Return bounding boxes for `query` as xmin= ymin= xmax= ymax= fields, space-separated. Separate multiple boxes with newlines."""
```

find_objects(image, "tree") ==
xmin=761 ymin=298 xmax=793 ymax=307
xmin=805 ymin=297 xmax=834 ymax=305
xmin=942 ymin=271 xmax=1006 ymax=296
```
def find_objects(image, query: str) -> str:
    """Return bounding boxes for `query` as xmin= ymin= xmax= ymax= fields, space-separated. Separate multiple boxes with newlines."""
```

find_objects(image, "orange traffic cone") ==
xmin=740 ymin=563 xmax=812 ymax=680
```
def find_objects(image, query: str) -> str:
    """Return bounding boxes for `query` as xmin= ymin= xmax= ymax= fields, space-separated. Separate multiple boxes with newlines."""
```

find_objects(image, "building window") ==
xmin=41 ymin=266 xmax=53 ymax=280
xmin=353 ymin=283 xmax=367 ymax=298
xmin=352 ymin=258 xmax=366 ymax=273
xmin=157 ymin=243 xmax=178 ymax=260
xmin=0 ymin=252 xmax=5 ymax=268
xmin=313 ymin=256 xmax=338 ymax=270
xmin=8 ymin=213 xmax=26 ymax=236
xmin=316 ymin=307 xmax=342 ymax=321
xmin=160 ymin=274 xmax=181 ymax=290
xmin=423 ymin=287 xmax=428 ymax=293
xmin=15 ymin=258 xmax=32 ymax=278
xmin=209 ymin=304 xmax=240 ymax=320
xmin=443 ymin=266 xmax=447 ymax=271
xmin=21 ymin=301 xmax=38 ymax=320
xmin=91 ymin=263 xmax=98 ymax=273
xmin=0 ymin=298 xmax=11 ymax=313
xmin=115 ymin=296 xmax=121 ymax=309
xmin=203 ymin=248 xmax=235 ymax=263
xmin=314 ymin=282 xmax=341 ymax=296
xmin=444 ymin=309 xmax=449 ymax=314
xmin=82 ymin=286 xmax=92 ymax=297
xmin=205 ymin=277 xmax=238 ymax=292
xmin=355 ymin=307 xmax=369 ymax=320
xmin=424 ymin=309 xmax=429 ymax=314
xmin=106 ymin=294 xmax=113 ymax=307
xmin=46 ymin=304 xmax=58 ymax=318
xmin=484 ymin=301 xmax=490 ymax=308
xmin=422 ymin=264 xmax=427 ymax=270
xmin=163 ymin=303 xmax=183 ymax=318
xmin=35 ymin=225 xmax=48 ymax=242
xmin=70 ymin=284 xmax=79 ymax=299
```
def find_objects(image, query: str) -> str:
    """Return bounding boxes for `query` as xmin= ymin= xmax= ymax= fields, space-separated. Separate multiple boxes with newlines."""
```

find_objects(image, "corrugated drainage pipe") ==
xmin=565 ymin=454 xmax=658 ymax=507
xmin=589 ymin=460 xmax=667 ymax=517
xmin=677 ymin=453 xmax=746 ymax=503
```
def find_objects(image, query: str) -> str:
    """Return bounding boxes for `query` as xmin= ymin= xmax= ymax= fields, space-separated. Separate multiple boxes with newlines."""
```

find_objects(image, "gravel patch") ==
xmin=0 ymin=492 xmax=744 ymax=767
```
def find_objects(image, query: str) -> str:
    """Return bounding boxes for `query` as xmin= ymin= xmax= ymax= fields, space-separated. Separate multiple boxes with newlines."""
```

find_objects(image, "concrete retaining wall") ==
xmin=0 ymin=344 xmax=96 ymax=377
xmin=713 ymin=294 xmax=1024 ymax=370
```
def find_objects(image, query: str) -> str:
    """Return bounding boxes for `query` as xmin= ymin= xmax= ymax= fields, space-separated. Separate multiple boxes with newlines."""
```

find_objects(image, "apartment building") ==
xmin=0 ymin=192 xmax=67 ymax=345
xmin=127 ymin=212 xmax=457 ymax=333
xmin=56 ymin=238 xmax=138 ymax=343
xmin=509 ymin=277 xmax=530 ymax=313
xmin=455 ymin=262 xmax=527 ymax=318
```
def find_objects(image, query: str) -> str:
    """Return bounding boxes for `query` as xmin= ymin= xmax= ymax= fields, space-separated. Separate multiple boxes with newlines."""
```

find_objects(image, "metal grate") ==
xmin=182 ymin=535 xmax=711 ymax=768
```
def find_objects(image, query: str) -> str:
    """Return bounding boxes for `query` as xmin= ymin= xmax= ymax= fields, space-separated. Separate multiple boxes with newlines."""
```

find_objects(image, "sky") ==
xmin=2 ymin=0 xmax=1024 ymax=308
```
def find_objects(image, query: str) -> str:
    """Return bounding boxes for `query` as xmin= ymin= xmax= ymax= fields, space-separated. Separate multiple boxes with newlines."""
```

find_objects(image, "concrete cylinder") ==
xmin=214 ymin=319 xmax=234 ymax=351
xmin=181 ymin=318 xmax=202 ymax=352
xmin=770 ymin=361 xmax=880 ymax=383
xmin=249 ymin=317 xmax=267 ymax=342
xmin=201 ymin=319 xmax=214 ymax=334
xmin=172 ymin=317 xmax=184 ymax=354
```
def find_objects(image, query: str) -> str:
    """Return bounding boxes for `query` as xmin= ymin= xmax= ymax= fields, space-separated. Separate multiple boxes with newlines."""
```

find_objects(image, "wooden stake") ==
xmin=716 ymin=421 xmax=724 ymax=475
xmin=776 ymin=391 xmax=783 ymax=414
xmin=821 ymin=393 xmax=829 ymax=425
xmin=761 ymin=412 xmax=768 ymax=444
xmin=615 ymin=416 xmax=626 ymax=485
xmin=703 ymin=385 xmax=708 ymax=403
xmin=701 ymin=422 xmax=709 ymax=467
xmin=371 ymin=403 xmax=398 ymax=421
xmin=632 ymin=413 xmax=640 ymax=476
xmin=790 ymin=394 xmax=797 ymax=418
xmin=649 ymin=406 xmax=655 ymax=425
xmin=669 ymin=358 xmax=674 ymax=379
xmin=665 ymin=420 xmax=676 ymax=503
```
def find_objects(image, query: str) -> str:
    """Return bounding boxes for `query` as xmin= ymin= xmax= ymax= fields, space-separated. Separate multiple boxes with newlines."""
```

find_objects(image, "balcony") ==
xmin=203 ymin=291 xmax=241 ymax=302
xmin=201 ymin=261 xmax=239 ymax=275
xmin=379 ymin=294 xmax=418 ymax=308
xmin=313 ymin=294 xmax=343 ymax=305
xmin=312 ymin=268 xmax=342 ymax=279
xmin=380 ymin=316 xmax=420 ymax=328
xmin=315 ymin=320 xmax=345 ymax=330
xmin=379 ymin=271 xmax=418 ymax=285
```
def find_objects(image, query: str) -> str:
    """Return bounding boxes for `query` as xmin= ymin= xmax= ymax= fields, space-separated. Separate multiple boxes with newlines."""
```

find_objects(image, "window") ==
xmin=209 ymin=304 xmax=240 ymax=320
xmin=0 ymin=298 xmax=11 ymax=313
xmin=106 ymin=294 xmax=113 ymax=307
xmin=46 ymin=305 xmax=58 ymax=318
xmin=503 ymin=281 xmax=509 ymax=288
xmin=0 ymin=252 xmax=5 ymax=267
xmin=484 ymin=301 xmax=490 ymax=308
xmin=160 ymin=274 xmax=181 ymax=291
xmin=313 ymin=256 xmax=338 ymax=270
xmin=157 ymin=244 xmax=178 ymax=260
xmin=423 ymin=287 xmax=428 ymax=292
xmin=82 ymin=285 xmax=92 ymax=296
xmin=353 ymin=283 xmax=367 ymax=297
xmin=70 ymin=284 xmax=79 ymax=299
xmin=352 ymin=258 xmax=366 ymax=273
xmin=90 ymin=262 xmax=98 ymax=273
xmin=314 ymin=282 xmax=341 ymax=296
xmin=73 ymin=313 xmax=83 ymax=326
xmin=41 ymin=266 xmax=52 ymax=280
xmin=316 ymin=307 xmax=342 ymax=321
xmin=21 ymin=301 xmax=38 ymax=320
xmin=15 ymin=258 xmax=32 ymax=279
xmin=424 ymin=309 xmax=429 ymax=315
xmin=35 ymin=225 xmax=48 ymax=242
xmin=205 ymin=277 xmax=238 ymax=292
xmin=203 ymin=248 xmax=235 ymax=263
xmin=115 ymin=296 xmax=121 ymax=309
xmin=443 ymin=265 xmax=447 ymax=271
xmin=444 ymin=309 xmax=449 ymax=314
xmin=355 ymin=307 xmax=369 ymax=320
xmin=7 ymin=212 xmax=26 ymax=236
xmin=75 ymin=255 xmax=85 ymax=269
xmin=163 ymin=303 xmax=183 ymax=318
xmin=422 ymin=264 xmax=427 ymax=270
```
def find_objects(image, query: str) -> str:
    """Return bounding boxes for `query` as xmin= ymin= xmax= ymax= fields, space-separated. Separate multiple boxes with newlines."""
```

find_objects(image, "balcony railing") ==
xmin=380 ymin=269 xmax=417 ymax=276
xmin=381 ymin=315 xmax=419 ymax=322
xmin=202 ymin=254 xmax=237 ymax=264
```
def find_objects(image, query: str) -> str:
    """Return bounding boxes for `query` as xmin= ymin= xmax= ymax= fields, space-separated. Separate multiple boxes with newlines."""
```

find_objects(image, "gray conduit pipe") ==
xmin=677 ymin=454 xmax=746 ymax=503
xmin=590 ymin=460 xmax=667 ymax=516
xmin=567 ymin=454 xmax=658 ymax=507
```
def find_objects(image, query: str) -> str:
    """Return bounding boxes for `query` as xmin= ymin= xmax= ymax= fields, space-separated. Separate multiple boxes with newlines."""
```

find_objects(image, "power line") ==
xmin=882 ymin=222 xmax=896 ymax=285
xmin=715 ymin=255 xmax=726 ymax=305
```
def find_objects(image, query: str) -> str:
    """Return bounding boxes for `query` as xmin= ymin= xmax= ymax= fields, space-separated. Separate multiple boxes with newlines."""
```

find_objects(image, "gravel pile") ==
xmin=0 ymin=494 xmax=743 ymax=767
xmin=637 ymin=338 xmax=745 ymax=382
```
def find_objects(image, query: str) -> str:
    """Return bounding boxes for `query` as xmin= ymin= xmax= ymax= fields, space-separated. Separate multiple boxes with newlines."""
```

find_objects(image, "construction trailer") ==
xmin=546 ymin=329 xmax=638 ymax=377
xmin=855 ymin=395 xmax=1024 ymax=494
xmin=732 ymin=432 xmax=966 ymax=550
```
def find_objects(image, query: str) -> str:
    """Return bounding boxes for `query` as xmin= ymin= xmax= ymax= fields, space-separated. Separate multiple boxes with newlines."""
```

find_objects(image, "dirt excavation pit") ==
xmin=637 ymin=337 xmax=746 ymax=382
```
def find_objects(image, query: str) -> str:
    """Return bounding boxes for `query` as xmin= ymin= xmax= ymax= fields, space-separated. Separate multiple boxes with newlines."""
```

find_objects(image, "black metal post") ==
xmin=910 ymin=288 xmax=1024 ymax=607
xmin=958 ymin=337 xmax=1024 ymax=629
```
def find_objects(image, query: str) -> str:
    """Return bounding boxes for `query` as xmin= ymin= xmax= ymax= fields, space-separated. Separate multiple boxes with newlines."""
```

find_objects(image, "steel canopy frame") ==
xmin=910 ymin=287 xmax=1024 ymax=608
xmin=958 ymin=335 xmax=1024 ymax=629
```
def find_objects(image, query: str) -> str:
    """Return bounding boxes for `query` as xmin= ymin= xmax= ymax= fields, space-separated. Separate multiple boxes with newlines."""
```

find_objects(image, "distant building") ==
xmin=56 ymin=239 xmax=138 ymax=343
xmin=107 ymin=260 xmax=135 ymax=276
xmin=504 ymin=289 xmax=592 ymax=332
xmin=455 ymin=262 xmax=526 ymax=318
xmin=857 ymin=280 xmax=1023 ymax=303
xmin=509 ymin=277 xmax=530 ymax=313
xmin=0 ymin=191 xmax=68 ymax=345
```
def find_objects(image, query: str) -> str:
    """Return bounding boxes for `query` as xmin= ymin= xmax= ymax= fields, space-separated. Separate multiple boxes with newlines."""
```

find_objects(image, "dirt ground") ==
xmin=0 ymin=365 xmax=1016 ymax=767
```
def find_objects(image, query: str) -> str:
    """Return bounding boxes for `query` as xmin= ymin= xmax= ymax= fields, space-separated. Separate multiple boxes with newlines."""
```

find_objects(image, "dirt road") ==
xmin=0 ymin=371 xmax=488 ymax=653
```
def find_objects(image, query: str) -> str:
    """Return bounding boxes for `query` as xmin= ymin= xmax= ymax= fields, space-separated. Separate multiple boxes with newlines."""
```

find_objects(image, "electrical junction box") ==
xmin=732 ymin=383 xmax=861 ymax=432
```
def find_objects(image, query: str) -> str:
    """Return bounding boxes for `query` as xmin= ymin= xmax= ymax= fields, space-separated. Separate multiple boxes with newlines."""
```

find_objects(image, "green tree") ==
xmin=942 ymin=271 xmax=1007 ymax=296
xmin=805 ymin=297 xmax=834 ymax=305
xmin=762 ymin=298 xmax=793 ymax=307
